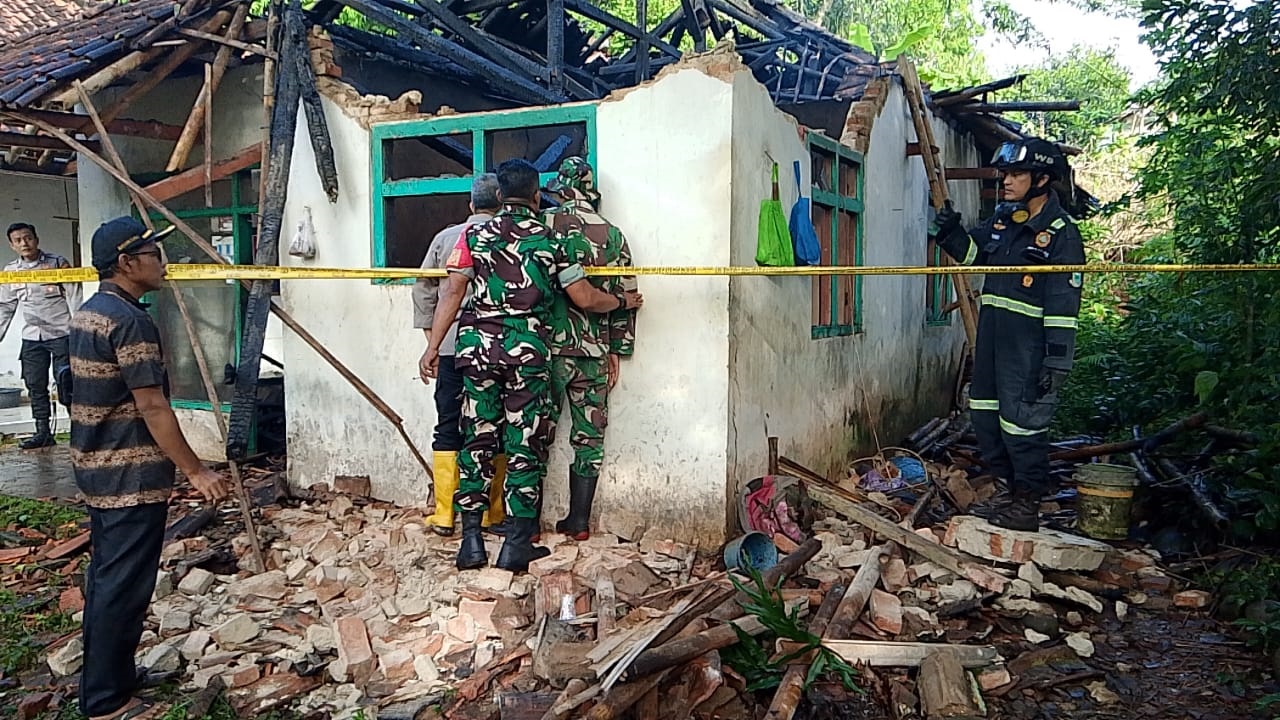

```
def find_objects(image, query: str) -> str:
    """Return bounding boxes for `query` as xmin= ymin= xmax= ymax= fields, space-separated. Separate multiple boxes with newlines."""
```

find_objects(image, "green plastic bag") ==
xmin=755 ymin=163 xmax=795 ymax=267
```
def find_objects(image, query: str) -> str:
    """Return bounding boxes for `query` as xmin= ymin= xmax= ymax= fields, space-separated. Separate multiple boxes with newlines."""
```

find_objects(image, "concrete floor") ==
xmin=0 ymin=403 xmax=77 ymax=499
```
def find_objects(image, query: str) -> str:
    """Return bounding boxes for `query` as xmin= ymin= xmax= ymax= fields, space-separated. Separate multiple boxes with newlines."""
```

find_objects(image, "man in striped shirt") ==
xmin=70 ymin=217 xmax=228 ymax=720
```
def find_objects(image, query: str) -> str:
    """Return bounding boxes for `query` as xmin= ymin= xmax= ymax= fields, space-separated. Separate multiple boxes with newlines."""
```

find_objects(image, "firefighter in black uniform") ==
xmin=931 ymin=138 xmax=1085 ymax=531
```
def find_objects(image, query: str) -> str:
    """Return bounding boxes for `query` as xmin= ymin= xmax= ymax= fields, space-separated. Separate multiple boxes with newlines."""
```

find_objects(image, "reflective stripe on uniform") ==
xmin=962 ymin=239 xmax=978 ymax=265
xmin=1000 ymin=416 xmax=1047 ymax=436
xmin=981 ymin=294 xmax=1044 ymax=318
xmin=1044 ymin=315 xmax=1078 ymax=329
xmin=969 ymin=398 xmax=999 ymax=411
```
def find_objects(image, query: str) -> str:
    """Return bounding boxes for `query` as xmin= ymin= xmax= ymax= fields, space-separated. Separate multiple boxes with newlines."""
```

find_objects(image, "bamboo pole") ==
xmin=203 ymin=63 xmax=214 ymax=207
xmin=167 ymin=3 xmax=250 ymax=172
xmin=73 ymin=81 xmax=268 ymax=573
xmin=5 ymin=111 xmax=435 ymax=483
xmin=762 ymin=582 xmax=848 ymax=720
xmin=51 ymin=47 xmax=168 ymax=106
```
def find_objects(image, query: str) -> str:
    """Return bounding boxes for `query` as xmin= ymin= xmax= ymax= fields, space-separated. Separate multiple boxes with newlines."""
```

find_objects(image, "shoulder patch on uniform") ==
xmin=1050 ymin=218 xmax=1067 ymax=230
xmin=1069 ymin=272 xmax=1083 ymax=288
xmin=1034 ymin=231 xmax=1052 ymax=248
xmin=1022 ymin=274 xmax=1034 ymax=288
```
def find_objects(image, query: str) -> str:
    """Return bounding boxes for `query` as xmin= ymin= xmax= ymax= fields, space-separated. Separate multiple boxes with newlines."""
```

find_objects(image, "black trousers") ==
xmin=79 ymin=502 xmax=167 ymax=718
xmin=20 ymin=337 xmax=69 ymax=426
xmin=433 ymin=354 xmax=464 ymax=452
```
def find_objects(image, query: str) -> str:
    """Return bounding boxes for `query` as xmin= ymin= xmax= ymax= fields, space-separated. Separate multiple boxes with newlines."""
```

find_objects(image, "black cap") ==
xmin=90 ymin=217 xmax=174 ymax=272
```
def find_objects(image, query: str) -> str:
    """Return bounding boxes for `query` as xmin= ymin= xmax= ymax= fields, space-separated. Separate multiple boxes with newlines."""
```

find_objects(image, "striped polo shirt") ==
xmin=69 ymin=282 xmax=174 ymax=509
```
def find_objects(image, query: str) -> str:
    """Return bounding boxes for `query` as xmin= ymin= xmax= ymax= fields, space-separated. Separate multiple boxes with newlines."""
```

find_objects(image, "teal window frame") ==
xmin=926 ymin=243 xmax=954 ymax=326
xmin=369 ymin=105 xmax=598 ymax=283
xmin=145 ymin=169 xmax=258 ymax=414
xmin=806 ymin=132 xmax=865 ymax=339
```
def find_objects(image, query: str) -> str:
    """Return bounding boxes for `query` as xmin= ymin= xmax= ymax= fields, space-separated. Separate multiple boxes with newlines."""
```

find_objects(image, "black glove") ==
xmin=1037 ymin=366 xmax=1068 ymax=400
xmin=930 ymin=201 xmax=962 ymax=240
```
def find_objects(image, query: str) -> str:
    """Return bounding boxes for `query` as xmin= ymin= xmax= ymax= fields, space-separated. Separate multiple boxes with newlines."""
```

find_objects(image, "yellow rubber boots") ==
xmin=426 ymin=451 xmax=459 ymax=536
xmin=483 ymin=455 xmax=508 ymax=528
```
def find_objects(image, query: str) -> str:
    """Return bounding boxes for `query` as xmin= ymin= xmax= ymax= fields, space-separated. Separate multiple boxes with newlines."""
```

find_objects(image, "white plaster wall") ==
xmin=725 ymin=78 xmax=972 ymax=498
xmin=0 ymin=173 xmax=79 ymax=387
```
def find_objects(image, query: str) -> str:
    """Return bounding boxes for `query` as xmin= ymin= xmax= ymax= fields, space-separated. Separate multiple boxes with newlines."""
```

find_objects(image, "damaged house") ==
xmin=0 ymin=0 xmax=1073 ymax=545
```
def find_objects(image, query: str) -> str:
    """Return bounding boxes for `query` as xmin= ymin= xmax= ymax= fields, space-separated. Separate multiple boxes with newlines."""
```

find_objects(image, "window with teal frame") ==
xmin=926 ymin=242 xmax=954 ymax=325
xmin=143 ymin=169 xmax=258 ymax=414
xmin=370 ymin=105 xmax=597 ymax=282
xmin=806 ymin=133 xmax=864 ymax=338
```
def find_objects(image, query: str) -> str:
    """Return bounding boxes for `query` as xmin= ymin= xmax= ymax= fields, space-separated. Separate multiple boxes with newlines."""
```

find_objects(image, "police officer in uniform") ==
xmin=931 ymin=138 xmax=1085 ymax=531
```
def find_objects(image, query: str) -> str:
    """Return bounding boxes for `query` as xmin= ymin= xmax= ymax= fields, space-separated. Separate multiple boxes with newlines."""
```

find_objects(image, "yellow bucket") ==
xmin=1075 ymin=463 xmax=1138 ymax=540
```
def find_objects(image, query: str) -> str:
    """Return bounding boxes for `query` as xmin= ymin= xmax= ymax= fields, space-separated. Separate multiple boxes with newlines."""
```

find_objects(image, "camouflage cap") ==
xmin=545 ymin=156 xmax=600 ymax=203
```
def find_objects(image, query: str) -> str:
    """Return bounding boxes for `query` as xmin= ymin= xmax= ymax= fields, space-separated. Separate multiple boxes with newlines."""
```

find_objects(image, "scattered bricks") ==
xmin=1174 ymin=590 xmax=1212 ymax=608
xmin=945 ymin=474 xmax=976 ymax=510
xmin=222 ymin=664 xmax=262 ymax=689
xmin=1039 ymin=583 xmax=1105 ymax=614
xmin=610 ymin=561 xmax=661 ymax=597
xmin=947 ymin=516 xmax=1110 ymax=571
xmin=773 ymin=533 xmax=800 ymax=554
xmin=153 ymin=571 xmax=174 ymax=600
xmin=1115 ymin=601 xmax=1130 ymax=621
xmin=1004 ymin=579 xmax=1033 ymax=599
xmin=328 ymin=495 xmax=355 ymax=519
xmin=908 ymin=562 xmax=951 ymax=584
xmin=230 ymin=571 xmax=289 ymax=600
xmin=467 ymin=568 xmax=513 ymax=594
xmin=977 ymin=665 xmax=1012 ymax=691
xmin=869 ymin=589 xmax=903 ymax=635
xmin=1092 ymin=569 xmax=1133 ymax=589
xmin=182 ymin=630 xmax=212 ymax=661
xmin=16 ymin=692 xmax=53 ymax=720
xmin=332 ymin=617 xmax=376 ymax=685
xmin=160 ymin=610 xmax=193 ymax=635
xmin=1066 ymin=632 xmax=1096 ymax=658
xmin=527 ymin=545 xmax=578 ymax=577
xmin=1140 ymin=574 xmax=1173 ymax=594
xmin=414 ymin=654 xmax=440 ymax=683
xmin=880 ymin=558 xmax=908 ymax=593
xmin=938 ymin=580 xmax=978 ymax=604
xmin=834 ymin=548 xmax=874 ymax=569
xmin=307 ymin=566 xmax=349 ymax=603
xmin=1118 ymin=549 xmax=1158 ymax=572
xmin=378 ymin=648 xmax=417 ymax=683
xmin=639 ymin=533 xmax=694 ymax=559
xmin=1017 ymin=563 xmax=1045 ymax=591
xmin=178 ymin=568 xmax=216 ymax=596
xmin=284 ymin=559 xmax=310 ymax=582
xmin=334 ymin=475 xmax=372 ymax=497
xmin=306 ymin=531 xmax=344 ymax=563
xmin=47 ymin=638 xmax=83 ymax=676
xmin=59 ymin=586 xmax=84 ymax=613
xmin=192 ymin=665 xmax=228 ymax=689
xmin=446 ymin=613 xmax=477 ymax=643
xmin=307 ymin=624 xmax=335 ymax=653
xmin=459 ymin=598 xmax=498 ymax=638
xmin=213 ymin=615 xmax=262 ymax=647
xmin=143 ymin=643 xmax=181 ymax=673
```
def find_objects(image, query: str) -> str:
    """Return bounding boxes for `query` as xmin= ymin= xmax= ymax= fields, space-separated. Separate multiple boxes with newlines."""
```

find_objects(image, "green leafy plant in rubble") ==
xmin=722 ymin=567 xmax=860 ymax=693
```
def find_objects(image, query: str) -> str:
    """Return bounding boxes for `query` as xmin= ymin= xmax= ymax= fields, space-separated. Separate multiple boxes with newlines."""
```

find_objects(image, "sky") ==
xmin=977 ymin=0 xmax=1161 ymax=88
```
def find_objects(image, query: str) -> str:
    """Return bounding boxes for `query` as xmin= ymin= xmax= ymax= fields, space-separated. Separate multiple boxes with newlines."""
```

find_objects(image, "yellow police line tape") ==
xmin=3 ymin=263 xmax=1280 ymax=284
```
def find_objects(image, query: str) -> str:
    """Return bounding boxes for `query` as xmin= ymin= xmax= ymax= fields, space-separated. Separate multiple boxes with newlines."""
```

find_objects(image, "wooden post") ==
xmin=547 ymin=0 xmax=566 ymax=90
xmin=5 ymin=112 xmax=436 ymax=483
xmin=71 ymin=82 xmax=268 ymax=572
xmin=763 ymin=583 xmax=848 ymax=720
xmin=767 ymin=436 xmax=779 ymax=475
xmin=635 ymin=0 xmax=649 ymax=83
xmin=203 ymin=63 xmax=214 ymax=207
xmin=294 ymin=23 xmax=339 ymax=203
xmin=167 ymin=3 xmax=250 ymax=172
xmin=897 ymin=56 xmax=978 ymax=353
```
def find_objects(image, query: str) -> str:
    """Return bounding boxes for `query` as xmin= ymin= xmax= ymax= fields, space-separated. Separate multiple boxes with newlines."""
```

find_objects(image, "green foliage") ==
xmin=0 ymin=589 xmax=79 ymax=676
xmin=722 ymin=567 xmax=860 ymax=693
xmin=1005 ymin=46 xmax=1132 ymax=151
xmin=0 ymin=496 xmax=85 ymax=538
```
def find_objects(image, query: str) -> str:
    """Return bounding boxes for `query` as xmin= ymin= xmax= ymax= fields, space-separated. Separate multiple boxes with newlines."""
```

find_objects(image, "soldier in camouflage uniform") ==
xmin=421 ymin=159 xmax=642 ymax=572
xmin=543 ymin=157 xmax=637 ymax=541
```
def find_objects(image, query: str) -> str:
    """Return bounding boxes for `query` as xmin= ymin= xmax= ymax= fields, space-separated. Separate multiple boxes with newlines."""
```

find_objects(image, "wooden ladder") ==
xmin=897 ymin=56 xmax=979 ymax=353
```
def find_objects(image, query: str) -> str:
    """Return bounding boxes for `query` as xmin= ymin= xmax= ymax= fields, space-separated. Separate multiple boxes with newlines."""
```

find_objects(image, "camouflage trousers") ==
xmin=551 ymin=356 xmax=609 ymax=480
xmin=455 ymin=361 xmax=554 ymax=519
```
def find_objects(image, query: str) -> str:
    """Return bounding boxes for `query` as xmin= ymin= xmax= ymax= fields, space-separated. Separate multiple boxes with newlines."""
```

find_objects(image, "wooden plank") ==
xmin=784 ymin=640 xmax=999 ymax=668
xmin=0 ymin=131 xmax=98 ymax=153
xmin=945 ymin=167 xmax=998 ymax=180
xmin=178 ymin=27 xmax=277 ymax=59
xmin=15 ymin=109 xmax=181 ymax=142
xmin=625 ymin=598 xmax=808 ymax=679
xmin=951 ymin=100 xmax=1080 ymax=113
xmin=168 ymin=3 xmax=251 ymax=172
xmin=802 ymin=480 xmax=1007 ymax=593
xmin=144 ymin=143 xmax=262 ymax=203
xmin=919 ymin=648 xmax=981 ymax=717
xmin=763 ymin=584 xmax=847 ymax=720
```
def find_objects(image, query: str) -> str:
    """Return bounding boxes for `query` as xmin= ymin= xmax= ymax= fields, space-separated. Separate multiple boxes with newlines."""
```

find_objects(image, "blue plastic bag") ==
xmin=789 ymin=160 xmax=822 ymax=266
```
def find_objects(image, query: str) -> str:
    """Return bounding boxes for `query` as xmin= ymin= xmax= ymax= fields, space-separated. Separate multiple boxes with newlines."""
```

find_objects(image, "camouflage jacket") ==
xmin=544 ymin=198 xmax=637 ymax=358
xmin=446 ymin=203 xmax=587 ymax=369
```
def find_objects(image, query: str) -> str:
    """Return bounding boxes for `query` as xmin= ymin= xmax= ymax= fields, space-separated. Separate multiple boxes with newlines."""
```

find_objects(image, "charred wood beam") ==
xmin=547 ymin=0 xmax=566 ymax=91
xmin=706 ymin=0 xmax=784 ymax=40
xmin=562 ymin=0 xmax=681 ymax=58
xmin=951 ymin=100 xmax=1081 ymax=113
xmin=325 ymin=22 xmax=481 ymax=84
xmin=336 ymin=0 xmax=566 ymax=105
xmin=617 ymin=7 xmax=682 ymax=64
xmin=0 ymin=131 xmax=98 ymax=153
xmin=636 ymin=0 xmax=649 ymax=82
xmin=412 ymin=0 xmax=597 ymax=99
xmin=679 ymin=0 xmax=707 ymax=51
xmin=13 ymin=109 xmax=183 ymax=142
xmin=228 ymin=1 xmax=306 ymax=461
xmin=932 ymin=74 xmax=1026 ymax=106
xmin=451 ymin=0 xmax=518 ymax=13
xmin=295 ymin=18 xmax=340 ymax=203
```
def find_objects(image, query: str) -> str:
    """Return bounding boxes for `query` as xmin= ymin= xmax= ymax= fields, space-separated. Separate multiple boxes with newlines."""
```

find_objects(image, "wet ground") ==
xmin=0 ymin=443 xmax=77 ymax=499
